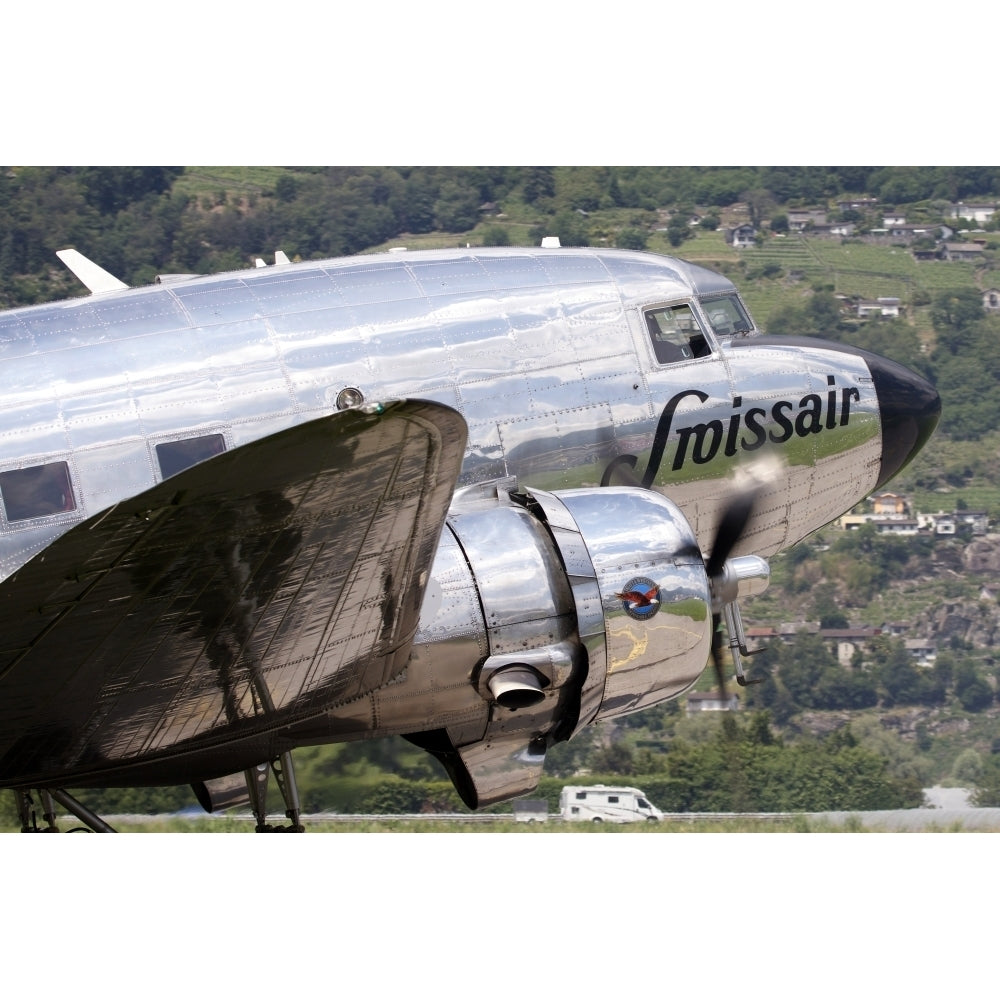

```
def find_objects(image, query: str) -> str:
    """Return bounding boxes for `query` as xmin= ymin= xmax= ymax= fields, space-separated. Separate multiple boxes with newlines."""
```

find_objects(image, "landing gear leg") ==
xmin=48 ymin=789 xmax=116 ymax=832
xmin=246 ymin=752 xmax=304 ymax=832
xmin=39 ymin=790 xmax=59 ymax=832
xmin=15 ymin=790 xmax=37 ymax=832
xmin=13 ymin=789 xmax=61 ymax=832
xmin=15 ymin=788 xmax=116 ymax=832
xmin=722 ymin=600 xmax=764 ymax=687
xmin=271 ymin=752 xmax=304 ymax=832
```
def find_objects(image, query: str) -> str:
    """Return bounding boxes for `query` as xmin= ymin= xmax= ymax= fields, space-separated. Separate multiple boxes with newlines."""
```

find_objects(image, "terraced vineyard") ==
xmin=677 ymin=230 xmax=993 ymax=329
xmin=750 ymin=236 xmax=982 ymax=294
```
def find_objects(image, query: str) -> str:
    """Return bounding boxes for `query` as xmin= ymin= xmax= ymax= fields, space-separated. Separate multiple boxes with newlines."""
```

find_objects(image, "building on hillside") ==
xmin=788 ymin=209 xmax=828 ymax=231
xmin=812 ymin=222 xmax=856 ymax=238
xmin=883 ymin=621 xmax=911 ymax=636
xmin=776 ymin=622 xmax=820 ymax=642
xmin=857 ymin=297 xmax=901 ymax=319
xmin=949 ymin=202 xmax=997 ymax=224
xmin=746 ymin=626 xmax=778 ymax=645
xmin=983 ymin=289 xmax=1000 ymax=312
xmin=872 ymin=492 xmax=910 ymax=517
xmin=686 ymin=690 xmax=740 ymax=713
xmin=904 ymin=637 xmax=937 ymax=665
xmin=941 ymin=242 xmax=985 ymax=262
xmin=838 ymin=197 xmax=878 ymax=212
xmin=956 ymin=510 xmax=989 ymax=535
xmin=727 ymin=224 xmax=757 ymax=248
xmin=872 ymin=518 xmax=920 ymax=535
xmin=924 ymin=512 xmax=956 ymax=534
xmin=922 ymin=510 xmax=989 ymax=535
xmin=840 ymin=514 xmax=871 ymax=530
xmin=886 ymin=223 xmax=942 ymax=242
xmin=820 ymin=626 xmax=883 ymax=665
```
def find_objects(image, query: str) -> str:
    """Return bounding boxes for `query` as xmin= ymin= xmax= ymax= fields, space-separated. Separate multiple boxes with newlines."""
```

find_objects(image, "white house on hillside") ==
xmin=949 ymin=202 xmax=997 ymax=224
xmin=686 ymin=691 xmax=740 ymax=713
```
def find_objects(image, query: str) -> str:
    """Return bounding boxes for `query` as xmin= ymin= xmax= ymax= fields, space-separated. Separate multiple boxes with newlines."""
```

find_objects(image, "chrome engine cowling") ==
xmin=407 ymin=483 xmax=721 ymax=808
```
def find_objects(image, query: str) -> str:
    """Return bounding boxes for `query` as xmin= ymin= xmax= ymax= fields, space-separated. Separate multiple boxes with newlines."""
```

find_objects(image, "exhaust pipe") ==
xmin=487 ymin=666 xmax=547 ymax=710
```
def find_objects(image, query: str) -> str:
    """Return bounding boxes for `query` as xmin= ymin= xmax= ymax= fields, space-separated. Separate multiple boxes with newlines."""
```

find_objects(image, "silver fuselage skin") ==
xmin=0 ymin=246 xmax=906 ymax=581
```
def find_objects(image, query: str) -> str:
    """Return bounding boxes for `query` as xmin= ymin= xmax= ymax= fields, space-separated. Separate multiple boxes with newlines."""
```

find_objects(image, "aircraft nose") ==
xmin=867 ymin=353 xmax=941 ymax=489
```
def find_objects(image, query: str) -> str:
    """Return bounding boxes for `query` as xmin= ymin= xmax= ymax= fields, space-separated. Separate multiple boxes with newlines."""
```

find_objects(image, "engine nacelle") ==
xmin=408 ymin=483 xmax=725 ymax=808
xmin=525 ymin=486 xmax=714 ymax=723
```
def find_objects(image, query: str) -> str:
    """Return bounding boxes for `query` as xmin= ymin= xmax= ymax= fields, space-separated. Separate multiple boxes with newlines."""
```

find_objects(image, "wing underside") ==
xmin=0 ymin=400 xmax=467 ymax=788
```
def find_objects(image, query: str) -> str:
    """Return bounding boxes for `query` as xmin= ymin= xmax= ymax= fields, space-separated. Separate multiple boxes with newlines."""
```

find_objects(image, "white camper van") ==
xmin=559 ymin=785 xmax=663 ymax=823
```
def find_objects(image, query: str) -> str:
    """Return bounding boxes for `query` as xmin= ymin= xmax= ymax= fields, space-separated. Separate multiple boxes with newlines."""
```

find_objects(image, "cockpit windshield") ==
xmin=700 ymin=294 xmax=754 ymax=339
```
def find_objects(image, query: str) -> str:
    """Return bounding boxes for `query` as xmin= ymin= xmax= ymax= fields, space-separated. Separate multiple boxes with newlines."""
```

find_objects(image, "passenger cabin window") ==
xmin=156 ymin=434 xmax=227 ymax=480
xmin=0 ymin=461 xmax=76 ymax=522
xmin=700 ymin=294 xmax=753 ymax=338
xmin=644 ymin=304 xmax=712 ymax=364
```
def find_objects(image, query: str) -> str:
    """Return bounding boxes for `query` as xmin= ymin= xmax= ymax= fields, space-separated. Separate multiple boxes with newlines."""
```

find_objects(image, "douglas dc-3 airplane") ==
xmin=0 ymin=242 xmax=939 ymax=831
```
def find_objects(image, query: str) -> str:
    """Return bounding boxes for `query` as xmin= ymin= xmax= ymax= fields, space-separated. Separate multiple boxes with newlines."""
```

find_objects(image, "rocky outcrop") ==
xmin=964 ymin=536 xmax=1000 ymax=574
xmin=915 ymin=598 xmax=999 ymax=649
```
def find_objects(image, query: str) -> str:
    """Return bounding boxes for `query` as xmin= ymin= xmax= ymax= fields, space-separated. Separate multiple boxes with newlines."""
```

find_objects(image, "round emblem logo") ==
xmin=615 ymin=577 xmax=661 ymax=620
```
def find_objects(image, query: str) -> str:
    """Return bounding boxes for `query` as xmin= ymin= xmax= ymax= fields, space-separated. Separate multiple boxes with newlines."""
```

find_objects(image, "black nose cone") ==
xmin=868 ymin=353 xmax=941 ymax=489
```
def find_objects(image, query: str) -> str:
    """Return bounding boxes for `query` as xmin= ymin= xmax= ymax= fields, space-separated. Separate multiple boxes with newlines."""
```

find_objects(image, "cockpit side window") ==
xmin=701 ymin=294 xmax=753 ymax=339
xmin=644 ymin=304 xmax=712 ymax=365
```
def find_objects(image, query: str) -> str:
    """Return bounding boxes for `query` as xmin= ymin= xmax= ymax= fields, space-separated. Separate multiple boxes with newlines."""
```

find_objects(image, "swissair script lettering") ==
xmin=602 ymin=376 xmax=861 ymax=488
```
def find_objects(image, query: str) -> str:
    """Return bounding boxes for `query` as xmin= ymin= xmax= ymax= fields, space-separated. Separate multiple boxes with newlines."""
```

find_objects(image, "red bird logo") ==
xmin=615 ymin=578 xmax=661 ymax=619
xmin=616 ymin=589 xmax=659 ymax=608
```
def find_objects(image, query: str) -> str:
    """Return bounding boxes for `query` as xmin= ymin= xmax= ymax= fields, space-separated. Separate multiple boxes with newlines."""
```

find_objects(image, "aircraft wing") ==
xmin=0 ymin=399 xmax=467 ymax=788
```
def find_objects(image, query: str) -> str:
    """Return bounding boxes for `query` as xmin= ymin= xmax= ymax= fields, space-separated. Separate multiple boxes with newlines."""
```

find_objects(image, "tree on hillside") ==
xmin=764 ymin=290 xmax=844 ymax=340
xmin=76 ymin=167 xmax=183 ymax=215
xmin=930 ymin=288 xmax=985 ymax=346
xmin=954 ymin=660 xmax=993 ymax=712
xmin=971 ymin=755 xmax=1000 ymax=806
xmin=521 ymin=167 xmax=555 ymax=206
xmin=433 ymin=180 xmax=481 ymax=232
xmin=835 ymin=318 xmax=928 ymax=376
xmin=741 ymin=187 xmax=777 ymax=228
xmin=532 ymin=209 xmax=591 ymax=248
xmin=869 ymin=635 xmax=938 ymax=707
xmin=616 ymin=227 xmax=648 ymax=250
xmin=401 ymin=172 xmax=438 ymax=233
xmin=665 ymin=215 xmax=691 ymax=247
xmin=659 ymin=713 xmax=922 ymax=812
xmin=760 ymin=167 xmax=838 ymax=203
xmin=930 ymin=313 xmax=1000 ymax=440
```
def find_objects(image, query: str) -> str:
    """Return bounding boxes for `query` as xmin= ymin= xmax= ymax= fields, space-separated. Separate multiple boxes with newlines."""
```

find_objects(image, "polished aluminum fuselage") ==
xmin=0 ymin=246 xmax=883 ymax=582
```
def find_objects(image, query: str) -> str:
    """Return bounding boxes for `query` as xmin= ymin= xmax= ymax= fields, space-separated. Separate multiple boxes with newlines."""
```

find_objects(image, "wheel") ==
xmin=592 ymin=817 xmax=602 ymax=823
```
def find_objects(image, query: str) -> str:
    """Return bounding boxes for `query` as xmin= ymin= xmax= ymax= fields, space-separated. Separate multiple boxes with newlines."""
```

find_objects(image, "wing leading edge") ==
xmin=0 ymin=399 xmax=467 ymax=788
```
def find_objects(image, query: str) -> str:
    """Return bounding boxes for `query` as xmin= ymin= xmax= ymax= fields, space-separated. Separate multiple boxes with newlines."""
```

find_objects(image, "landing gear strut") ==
xmin=15 ymin=788 xmax=117 ymax=832
xmin=722 ymin=599 xmax=765 ymax=687
xmin=246 ymin=752 xmax=304 ymax=832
